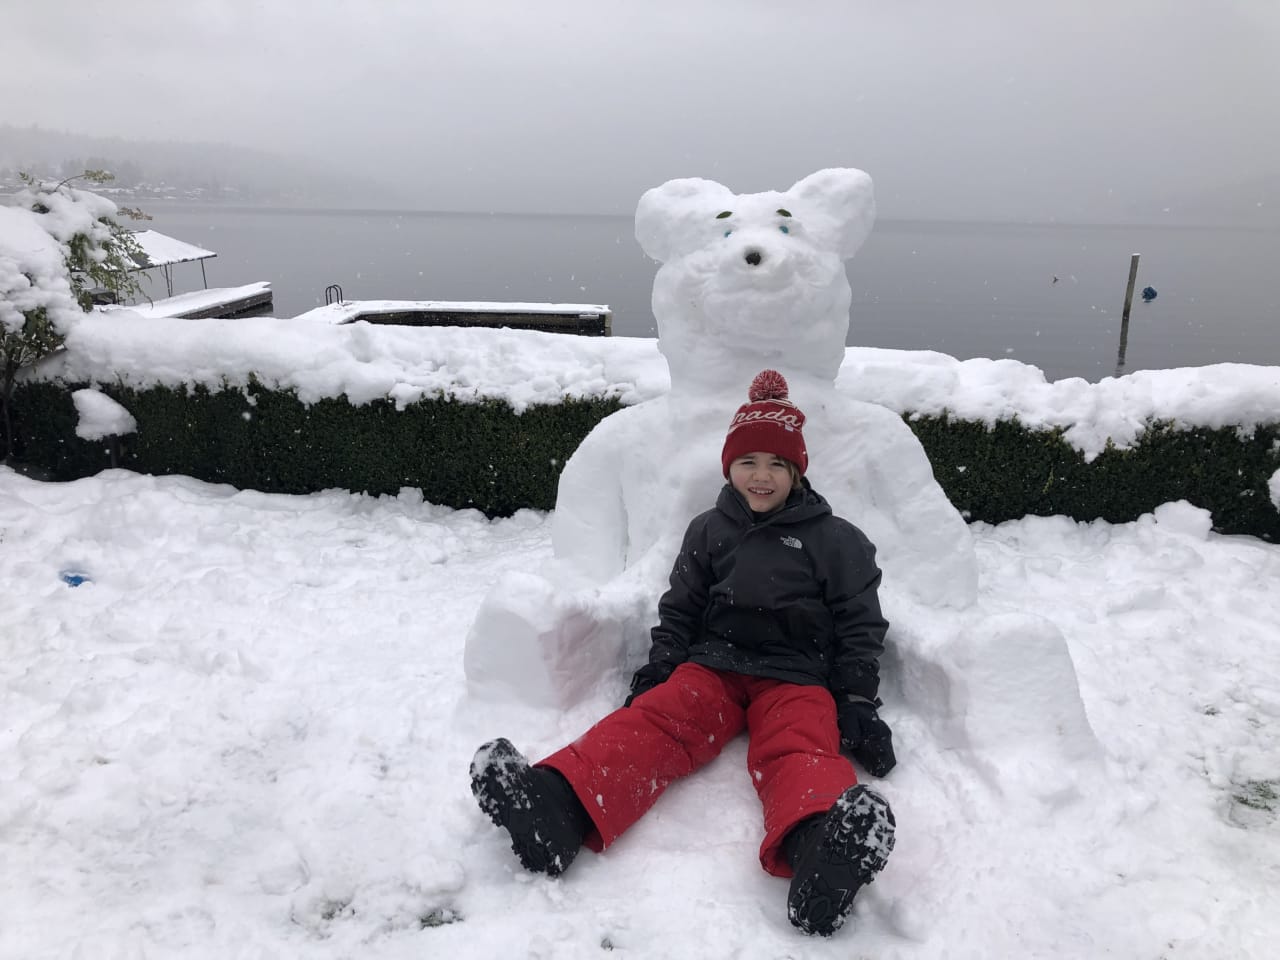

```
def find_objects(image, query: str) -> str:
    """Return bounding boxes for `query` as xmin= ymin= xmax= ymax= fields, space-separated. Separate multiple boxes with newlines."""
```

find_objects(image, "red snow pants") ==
xmin=538 ymin=661 xmax=858 ymax=877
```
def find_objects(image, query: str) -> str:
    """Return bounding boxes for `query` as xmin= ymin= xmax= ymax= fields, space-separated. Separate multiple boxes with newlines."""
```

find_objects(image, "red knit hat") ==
xmin=721 ymin=370 xmax=808 ymax=477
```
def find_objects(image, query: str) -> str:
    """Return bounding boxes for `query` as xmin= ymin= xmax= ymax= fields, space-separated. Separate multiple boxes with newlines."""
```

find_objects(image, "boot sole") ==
xmin=470 ymin=738 xmax=574 ymax=877
xmin=788 ymin=786 xmax=896 ymax=936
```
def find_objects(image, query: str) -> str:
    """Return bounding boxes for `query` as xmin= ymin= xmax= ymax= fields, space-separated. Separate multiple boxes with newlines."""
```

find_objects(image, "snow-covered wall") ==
xmin=28 ymin=312 xmax=1280 ymax=462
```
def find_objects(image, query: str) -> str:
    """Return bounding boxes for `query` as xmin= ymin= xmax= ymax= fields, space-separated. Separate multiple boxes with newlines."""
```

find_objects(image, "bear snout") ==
xmin=744 ymin=248 xmax=763 ymax=267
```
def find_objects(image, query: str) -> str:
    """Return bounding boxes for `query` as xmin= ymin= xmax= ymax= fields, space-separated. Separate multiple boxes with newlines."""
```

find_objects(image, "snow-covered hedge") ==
xmin=12 ymin=379 xmax=617 ymax=516
xmin=911 ymin=413 xmax=1279 ymax=539
xmin=12 ymin=316 xmax=1280 ymax=539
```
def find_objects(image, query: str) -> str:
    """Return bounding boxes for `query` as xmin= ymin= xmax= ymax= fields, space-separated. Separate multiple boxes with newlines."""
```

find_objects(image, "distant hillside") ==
xmin=0 ymin=125 xmax=406 ymax=207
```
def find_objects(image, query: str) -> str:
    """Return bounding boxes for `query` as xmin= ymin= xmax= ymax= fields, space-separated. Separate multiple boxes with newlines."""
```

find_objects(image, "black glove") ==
xmin=623 ymin=661 xmax=676 ymax=707
xmin=837 ymin=697 xmax=897 ymax=777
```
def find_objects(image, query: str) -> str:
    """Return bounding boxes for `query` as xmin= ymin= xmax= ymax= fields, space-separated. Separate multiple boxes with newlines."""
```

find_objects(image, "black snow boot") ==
xmin=784 ymin=784 xmax=896 ymax=937
xmin=470 ymin=738 xmax=590 ymax=877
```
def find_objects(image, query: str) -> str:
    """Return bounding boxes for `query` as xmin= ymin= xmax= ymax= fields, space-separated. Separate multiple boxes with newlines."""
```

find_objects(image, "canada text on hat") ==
xmin=721 ymin=369 xmax=809 ymax=476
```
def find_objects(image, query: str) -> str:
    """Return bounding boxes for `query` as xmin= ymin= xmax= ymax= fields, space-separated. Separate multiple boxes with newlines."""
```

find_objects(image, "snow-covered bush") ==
xmin=13 ymin=378 xmax=619 ymax=513
xmin=0 ymin=173 xmax=143 ymax=458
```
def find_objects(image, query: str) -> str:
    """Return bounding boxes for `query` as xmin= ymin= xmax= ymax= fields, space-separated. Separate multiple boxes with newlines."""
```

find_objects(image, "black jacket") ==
xmin=630 ymin=481 xmax=888 ymax=703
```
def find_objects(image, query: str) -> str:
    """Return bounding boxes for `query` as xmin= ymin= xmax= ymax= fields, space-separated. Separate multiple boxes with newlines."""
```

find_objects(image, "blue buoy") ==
xmin=1141 ymin=286 xmax=1157 ymax=302
xmin=60 ymin=570 xmax=92 ymax=587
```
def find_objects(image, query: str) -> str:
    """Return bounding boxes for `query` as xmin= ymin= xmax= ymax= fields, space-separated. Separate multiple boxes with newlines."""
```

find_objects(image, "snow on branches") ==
xmin=1 ymin=172 xmax=145 ymax=457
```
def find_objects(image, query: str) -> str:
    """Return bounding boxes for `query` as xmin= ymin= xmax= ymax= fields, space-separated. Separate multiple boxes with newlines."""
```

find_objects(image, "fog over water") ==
xmin=136 ymin=204 xmax=1280 ymax=383
xmin=4 ymin=1 xmax=1278 ymax=224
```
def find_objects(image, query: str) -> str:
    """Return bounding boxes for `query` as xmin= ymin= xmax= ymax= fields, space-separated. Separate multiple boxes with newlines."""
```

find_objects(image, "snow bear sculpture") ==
xmin=464 ymin=168 xmax=980 ymax=710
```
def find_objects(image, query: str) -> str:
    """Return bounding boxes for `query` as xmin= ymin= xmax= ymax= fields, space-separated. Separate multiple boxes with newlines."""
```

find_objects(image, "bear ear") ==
xmin=635 ymin=177 xmax=737 ymax=263
xmin=786 ymin=168 xmax=876 ymax=260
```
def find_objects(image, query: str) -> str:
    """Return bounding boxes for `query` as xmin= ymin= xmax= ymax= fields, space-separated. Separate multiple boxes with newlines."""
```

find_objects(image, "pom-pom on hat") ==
xmin=721 ymin=369 xmax=808 ymax=477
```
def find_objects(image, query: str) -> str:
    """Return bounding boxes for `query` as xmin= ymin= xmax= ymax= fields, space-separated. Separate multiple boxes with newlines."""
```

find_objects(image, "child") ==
xmin=470 ymin=369 xmax=897 ymax=937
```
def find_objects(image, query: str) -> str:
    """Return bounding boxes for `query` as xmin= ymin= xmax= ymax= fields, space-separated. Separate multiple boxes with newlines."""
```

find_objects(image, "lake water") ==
xmin=136 ymin=203 xmax=1280 ymax=383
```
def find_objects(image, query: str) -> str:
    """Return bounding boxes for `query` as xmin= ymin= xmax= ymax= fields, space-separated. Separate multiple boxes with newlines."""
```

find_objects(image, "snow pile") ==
xmin=72 ymin=387 xmax=138 ymax=439
xmin=940 ymin=611 xmax=1102 ymax=801
xmin=839 ymin=349 xmax=1280 ymax=461
xmin=35 ymin=311 xmax=665 ymax=412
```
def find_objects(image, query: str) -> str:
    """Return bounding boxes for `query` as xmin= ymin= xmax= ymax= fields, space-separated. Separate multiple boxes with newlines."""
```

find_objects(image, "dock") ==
xmin=99 ymin=228 xmax=274 ymax=319
xmin=296 ymin=298 xmax=612 ymax=336
xmin=99 ymin=282 xmax=274 ymax=320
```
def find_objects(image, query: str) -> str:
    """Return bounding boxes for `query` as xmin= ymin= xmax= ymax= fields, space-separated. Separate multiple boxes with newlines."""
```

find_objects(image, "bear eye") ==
xmin=776 ymin=208 xmax=792 ymax=217
xmin=715 ymin=211 xmax=733 ymax=219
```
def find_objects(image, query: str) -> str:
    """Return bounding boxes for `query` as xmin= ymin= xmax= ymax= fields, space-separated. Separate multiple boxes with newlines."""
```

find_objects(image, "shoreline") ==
xmin=4 ymin=189 xmax=1277 ymax=233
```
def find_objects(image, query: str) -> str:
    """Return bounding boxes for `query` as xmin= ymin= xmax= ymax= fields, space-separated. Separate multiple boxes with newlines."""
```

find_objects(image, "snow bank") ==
xmin=27 ymin=312 xmax=1280 ymax=459
xmin=33 ymin=312 xmax=666 ymax=413
xmin=840 ymin=349 xmax=1280 ymax=460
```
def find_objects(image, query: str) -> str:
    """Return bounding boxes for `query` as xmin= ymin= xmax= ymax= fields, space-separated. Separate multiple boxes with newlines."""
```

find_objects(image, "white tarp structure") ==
xmin=126 ymin=229 xmax=217 ymax=295
xmin=127 ymin=229 xmax=216 ymax=269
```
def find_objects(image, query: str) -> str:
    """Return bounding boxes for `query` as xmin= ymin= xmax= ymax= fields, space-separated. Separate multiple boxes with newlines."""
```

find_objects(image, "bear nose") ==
xmin=744 ymin=249 xmax=763 ymax=266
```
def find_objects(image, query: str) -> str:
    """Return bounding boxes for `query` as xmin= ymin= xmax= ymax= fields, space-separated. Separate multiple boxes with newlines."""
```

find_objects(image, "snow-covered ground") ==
xmin=2 ymin=465 xmax=1278 ymax=959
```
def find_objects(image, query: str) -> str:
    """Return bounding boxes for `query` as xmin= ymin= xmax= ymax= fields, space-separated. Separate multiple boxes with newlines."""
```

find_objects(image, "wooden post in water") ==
xmin=1115 ymin=253 xmax=1141 ymax=377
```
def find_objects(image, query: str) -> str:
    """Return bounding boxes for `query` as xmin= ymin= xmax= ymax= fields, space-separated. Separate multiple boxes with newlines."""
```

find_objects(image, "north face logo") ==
xmin=779 ymin=535 xmax=803 ymax=549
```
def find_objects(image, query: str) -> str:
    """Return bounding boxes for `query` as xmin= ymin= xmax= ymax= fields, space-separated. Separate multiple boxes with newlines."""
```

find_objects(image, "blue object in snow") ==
xmin=1141 ymin=286 xmax=1157 ymax=302
xmin=60 ymin=570 xmax=92 ymax=587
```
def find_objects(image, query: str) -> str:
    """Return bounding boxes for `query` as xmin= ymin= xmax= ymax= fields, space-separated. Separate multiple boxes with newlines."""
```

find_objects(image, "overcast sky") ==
xmin=3 ymin=0 xmax=1278 ymax=220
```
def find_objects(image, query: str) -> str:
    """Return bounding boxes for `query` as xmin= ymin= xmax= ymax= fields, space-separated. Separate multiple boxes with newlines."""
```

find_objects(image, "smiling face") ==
xmin=728 ymin=451 xmax=796 ymax=514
